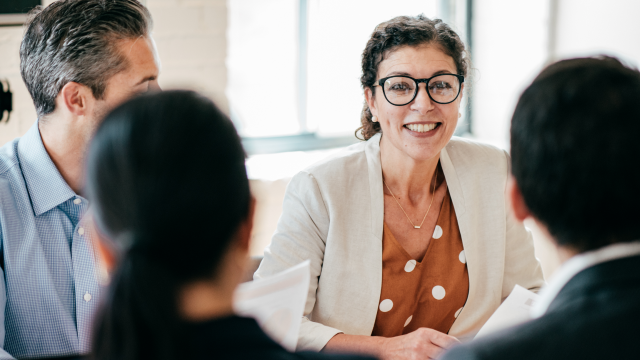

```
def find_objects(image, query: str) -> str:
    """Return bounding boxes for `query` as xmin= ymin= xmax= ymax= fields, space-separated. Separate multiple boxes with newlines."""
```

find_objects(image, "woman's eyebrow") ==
xmin=383 ymin=69 xmax=456 ymax=78
xmin=385 ymin=71 xmax=412 ymax=77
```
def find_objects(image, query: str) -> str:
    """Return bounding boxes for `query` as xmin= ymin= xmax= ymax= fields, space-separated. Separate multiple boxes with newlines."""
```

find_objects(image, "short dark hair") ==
xmin=86 ymin=91 xmax=251 ymax=360
xmin=357 ymin=14 xmax=470 ymax=140
xmin=20 ymin=0 xmax=152 ymax=117
xmin=511 ymin=56 xmax=640 ymax=252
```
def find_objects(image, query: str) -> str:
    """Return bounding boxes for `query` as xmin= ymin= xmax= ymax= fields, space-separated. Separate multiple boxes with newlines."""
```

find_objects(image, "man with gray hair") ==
xmin=0 ymin=0 xmax=160 ymax=358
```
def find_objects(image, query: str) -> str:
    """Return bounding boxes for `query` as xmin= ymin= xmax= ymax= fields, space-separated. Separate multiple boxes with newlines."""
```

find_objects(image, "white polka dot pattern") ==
xmin=404 ymin=259 xmax=417 ymax=272
xmin=380 ymin=299 xmax=393 ymax=312
xmin=404 ymin=315 xmax=413 ymax=327
xmin=433 ymin=225 xmax=443 ymax=239
xmin=455 ymin=307 xmax=463 ymax=318
xmin=459 ymin=250 xmax=466 ymax=264
xmin=432 ymin=285 xmax=446 ymax=300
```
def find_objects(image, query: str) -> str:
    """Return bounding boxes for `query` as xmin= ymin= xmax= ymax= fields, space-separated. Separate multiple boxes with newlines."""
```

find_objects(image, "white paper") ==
xmin=475 ymin=284 xmax=540 ymax=339
xmin=233 ymin=260 xmax=310 ymax=351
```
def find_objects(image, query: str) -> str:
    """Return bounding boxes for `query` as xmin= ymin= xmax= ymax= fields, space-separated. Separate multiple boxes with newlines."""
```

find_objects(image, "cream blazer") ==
xmin=254 ymin=133 xmax=545 ymax=351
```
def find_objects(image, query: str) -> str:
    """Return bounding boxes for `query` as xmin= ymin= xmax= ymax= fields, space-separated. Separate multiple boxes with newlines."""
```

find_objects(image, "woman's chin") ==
xmin=400 ymin=128 xmax=451 ymax=159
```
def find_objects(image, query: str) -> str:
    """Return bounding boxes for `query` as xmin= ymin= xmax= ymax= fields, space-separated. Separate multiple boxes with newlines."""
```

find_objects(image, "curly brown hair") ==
xmin=356 ymin=14 xmax=470 ymax=140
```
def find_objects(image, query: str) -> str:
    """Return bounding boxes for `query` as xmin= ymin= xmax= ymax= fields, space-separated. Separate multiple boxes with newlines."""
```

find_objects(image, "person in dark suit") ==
xmin=83 ymin=90 xmax=374 ymax=360
xmin=440 ymin=56 xmax=640 ymax=360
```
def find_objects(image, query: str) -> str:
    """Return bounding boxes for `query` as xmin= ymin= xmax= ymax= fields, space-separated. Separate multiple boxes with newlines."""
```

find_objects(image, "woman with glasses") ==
xmin=255 ymin=15 xmax=544 ymax=360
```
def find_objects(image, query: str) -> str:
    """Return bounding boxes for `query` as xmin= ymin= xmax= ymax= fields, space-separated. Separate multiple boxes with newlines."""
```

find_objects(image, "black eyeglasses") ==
xmin=373 ymin=74 xmax=464 ymax=106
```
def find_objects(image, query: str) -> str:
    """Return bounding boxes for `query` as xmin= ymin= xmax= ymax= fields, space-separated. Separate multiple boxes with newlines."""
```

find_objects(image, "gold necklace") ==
xmin=383 ymin=166 xmax=439 ymax=229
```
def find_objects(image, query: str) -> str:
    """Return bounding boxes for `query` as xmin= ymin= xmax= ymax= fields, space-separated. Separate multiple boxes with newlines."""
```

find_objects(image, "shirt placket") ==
xmin=70 ymin=196 xmax=100 ymax=353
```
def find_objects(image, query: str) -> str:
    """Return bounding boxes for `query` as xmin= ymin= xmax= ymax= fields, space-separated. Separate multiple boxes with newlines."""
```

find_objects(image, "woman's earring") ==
xmin=458 ymin=113 xmax=462 ymax=118
xmin=372 ymin=115 xmax=378 ymax=122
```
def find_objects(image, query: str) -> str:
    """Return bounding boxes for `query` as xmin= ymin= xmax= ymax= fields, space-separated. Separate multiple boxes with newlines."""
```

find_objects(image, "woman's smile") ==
xmin=403 ymin=122 xmax=442 ymax=137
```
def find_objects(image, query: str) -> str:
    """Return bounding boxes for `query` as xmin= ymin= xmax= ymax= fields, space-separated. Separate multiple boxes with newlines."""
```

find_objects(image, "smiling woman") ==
xmin=254 ymin=15 xmax=545 ymax=360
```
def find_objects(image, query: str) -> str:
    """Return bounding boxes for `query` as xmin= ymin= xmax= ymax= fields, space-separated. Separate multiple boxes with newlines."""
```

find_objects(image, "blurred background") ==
xmin=2 ymin=0 xmax=639 ymax=278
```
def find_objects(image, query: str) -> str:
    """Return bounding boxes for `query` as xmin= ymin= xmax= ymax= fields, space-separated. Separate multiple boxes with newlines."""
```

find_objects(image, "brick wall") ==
xmin=148 ymin=0 xmax=228 ymax=113
xmin=0 ymin=26 xmax=35 ymax=146
xmin=0 ymin=0 xmax=228 ymax=147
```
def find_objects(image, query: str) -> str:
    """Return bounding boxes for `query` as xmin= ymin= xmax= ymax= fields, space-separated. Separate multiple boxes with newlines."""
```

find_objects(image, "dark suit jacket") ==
xmin=187 ymin=315 xmax=375 ymax=360
xmin=441 ymin=254 xmax=640 ymax=360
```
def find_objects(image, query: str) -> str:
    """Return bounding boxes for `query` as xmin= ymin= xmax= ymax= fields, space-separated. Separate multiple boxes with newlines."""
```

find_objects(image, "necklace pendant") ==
xmin=414 ymin=226 xmax=421 ymax=229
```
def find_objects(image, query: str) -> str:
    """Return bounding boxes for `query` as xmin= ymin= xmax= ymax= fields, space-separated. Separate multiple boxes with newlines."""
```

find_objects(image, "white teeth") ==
xmin=406 ymin=123 xmax=438 ymax=132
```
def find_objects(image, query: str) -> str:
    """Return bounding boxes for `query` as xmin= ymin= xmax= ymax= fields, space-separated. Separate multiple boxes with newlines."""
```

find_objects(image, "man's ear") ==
xmin=507 ymin=176 xmax=531 ymax=222
xmin=236 ymin=197 xmax=256 ymax=252
xmin=59 ymin=82 xmax=94 ymax=116
xmin=364 ymin=87 xmax=378 ymax=118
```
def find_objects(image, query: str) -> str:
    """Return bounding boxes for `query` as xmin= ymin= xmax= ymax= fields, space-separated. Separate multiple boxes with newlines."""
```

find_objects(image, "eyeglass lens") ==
xmin=383 ymin=75 xmax=461 ymax=105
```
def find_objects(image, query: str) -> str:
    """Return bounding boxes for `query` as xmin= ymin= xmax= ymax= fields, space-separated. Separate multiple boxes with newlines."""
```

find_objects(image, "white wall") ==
xmin=0 ymin=26 xmax=36 ymax=147
xmin=471 ymin=0 xmax=640 ymax=150
xmin=554 ymin=0 xmax=640 ymax=66
xmin=471 ymin=0 xmax=551 ymax=150
xmin=148 ymin=0 xmax=228 ymax=113
xmin=0 ymin=0 xmax=228 ymax=147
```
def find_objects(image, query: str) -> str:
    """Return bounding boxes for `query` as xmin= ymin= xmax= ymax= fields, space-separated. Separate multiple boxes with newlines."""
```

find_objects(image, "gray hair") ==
xmin=20 ymin=0 xmax=152 ymax=117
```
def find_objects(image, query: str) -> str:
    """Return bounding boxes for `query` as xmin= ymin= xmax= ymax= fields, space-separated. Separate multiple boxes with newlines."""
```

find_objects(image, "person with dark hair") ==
xmin=85 ymin=90 xmax=374 ymax=360
xmin=255 ymin=14 xmax=544 ymax=359
xmin=0 ymin=0 xmax=159 ymax=358
xmin=440 ymin=56 xmax=640 ymax=360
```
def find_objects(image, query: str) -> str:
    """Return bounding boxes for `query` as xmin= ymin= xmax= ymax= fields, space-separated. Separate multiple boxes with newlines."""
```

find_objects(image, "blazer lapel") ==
xmin=361 ymin=133 xmax=385 ymax=335
xmin=365 ymin=133 xmax=384 ymax=242
xmin=441 ymin=145 xmax=480 ymax=337
xmin=440 ymin=146 xmax=466 ymax=215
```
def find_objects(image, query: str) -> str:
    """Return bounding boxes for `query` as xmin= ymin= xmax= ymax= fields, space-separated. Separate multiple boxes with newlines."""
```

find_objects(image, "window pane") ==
xmin=306 ymin=0 xmax=437 ymax=137
xmin=226 ymin=0 xmax=301 ymax=137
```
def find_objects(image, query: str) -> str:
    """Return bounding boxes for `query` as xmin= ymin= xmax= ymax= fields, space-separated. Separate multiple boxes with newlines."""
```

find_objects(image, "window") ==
xmin=227 ymin=0 xmax=471 ymax=154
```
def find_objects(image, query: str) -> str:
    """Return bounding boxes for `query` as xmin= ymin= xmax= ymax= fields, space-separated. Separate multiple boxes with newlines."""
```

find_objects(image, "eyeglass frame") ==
xmin=372 ymin=74 xmax=465 ymax=106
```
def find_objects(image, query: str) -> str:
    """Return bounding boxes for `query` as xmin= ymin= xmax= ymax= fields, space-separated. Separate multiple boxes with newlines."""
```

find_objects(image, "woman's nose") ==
xmin=411 ymin=83 xmax=436 ymax=114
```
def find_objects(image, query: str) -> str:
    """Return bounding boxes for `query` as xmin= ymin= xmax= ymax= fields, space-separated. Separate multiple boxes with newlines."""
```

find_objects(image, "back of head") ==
xmin=21 ymin=0 xmax=151 ymax=117
xmin=86 ymin=90 xmax=250 ymax=360
xmin=510 ymin=56 xmax=640 ymax=252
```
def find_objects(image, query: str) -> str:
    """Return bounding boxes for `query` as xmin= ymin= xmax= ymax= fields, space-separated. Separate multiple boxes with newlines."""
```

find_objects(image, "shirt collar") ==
xmin=531 ymin=240 xmax=640 ymax=318
xmin=17 ymin=122 xmax=76 ymax=216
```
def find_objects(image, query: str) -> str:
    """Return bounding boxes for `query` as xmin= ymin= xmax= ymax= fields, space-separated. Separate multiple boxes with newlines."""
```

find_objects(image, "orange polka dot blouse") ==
xmin=371 ymin=189 xmax=469 ymax=336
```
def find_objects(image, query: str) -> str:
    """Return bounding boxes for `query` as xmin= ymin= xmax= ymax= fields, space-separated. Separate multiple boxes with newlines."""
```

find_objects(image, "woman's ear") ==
xmin=507 ymin=176 xmax=531 ymax=222
xmin=364 ymin=87 xmax=378 ymax=118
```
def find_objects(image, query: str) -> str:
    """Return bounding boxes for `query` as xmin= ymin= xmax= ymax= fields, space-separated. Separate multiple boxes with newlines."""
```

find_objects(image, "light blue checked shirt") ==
xmin=0 ymin=122 xmax=101 ymax=359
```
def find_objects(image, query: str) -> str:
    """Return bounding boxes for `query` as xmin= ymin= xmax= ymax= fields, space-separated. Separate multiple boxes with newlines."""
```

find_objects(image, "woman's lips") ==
xmin=403 ymin=123 xmax=442 ymax=136
xmin=404 ymin=123 xmax=440 ymax=133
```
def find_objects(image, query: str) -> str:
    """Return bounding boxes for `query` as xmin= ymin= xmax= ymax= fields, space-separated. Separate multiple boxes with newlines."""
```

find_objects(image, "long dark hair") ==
xmin=86 ymin=90 xmax=251 ymax=360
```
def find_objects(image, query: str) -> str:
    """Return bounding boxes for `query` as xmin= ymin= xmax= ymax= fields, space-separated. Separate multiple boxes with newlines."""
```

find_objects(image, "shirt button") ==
xmin=74 ymin=198 xmax=82 ymax=205
xmin=84 ymin=292 xmax=92 ymax=302
xmin=78 ymin=227 xmax=85 ymax=235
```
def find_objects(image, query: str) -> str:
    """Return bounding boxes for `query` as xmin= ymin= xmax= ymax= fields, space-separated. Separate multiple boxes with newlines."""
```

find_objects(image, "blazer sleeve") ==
xmin=254 ymin=171 xmax=343 ymax=351
xmin=501 ymin=150 xmax=546 ymax=298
